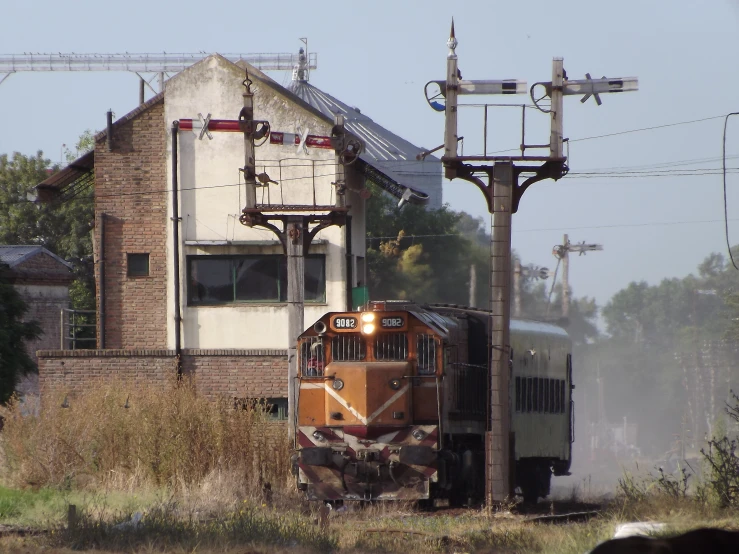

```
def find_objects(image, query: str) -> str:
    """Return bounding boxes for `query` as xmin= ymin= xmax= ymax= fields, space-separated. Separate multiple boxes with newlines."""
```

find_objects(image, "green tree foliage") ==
xmin=364 ymin=184 xmax=599 ymax=344
xmin=366 ymin=185 xmax=475 ymax=305
xmin=581 ymin=249 xmax=739 ymax=457
xmin=0 ymin=264 xmax=41 ymax=403
xmin=0 ymin=141 xmax=94 ymax=311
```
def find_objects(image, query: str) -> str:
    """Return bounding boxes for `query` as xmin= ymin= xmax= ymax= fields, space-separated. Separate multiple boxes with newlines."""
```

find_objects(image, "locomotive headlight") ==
xmin=332 ymin=378 xmax=345 ymax=391
xmin=389 ymin=378 xmax=402 ymax=390
xmin=362 ymin=323 xmax=376 ymax=334
xmin=312 ymin=430 xmax=327 ymax=442
xmin=361 ymin=312 xmax=375 ymax=323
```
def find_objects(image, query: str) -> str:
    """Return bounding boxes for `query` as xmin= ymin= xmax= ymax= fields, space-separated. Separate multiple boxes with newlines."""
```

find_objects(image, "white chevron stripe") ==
xmin=366 ymin=384 xmax=409 ymax=424
xmin=323 ymin=384 xmax=368 ymax=424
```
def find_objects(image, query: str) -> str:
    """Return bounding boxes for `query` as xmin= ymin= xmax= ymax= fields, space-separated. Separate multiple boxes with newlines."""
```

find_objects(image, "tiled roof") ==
xmin=0 ymin=245 xmax=73 ymax=270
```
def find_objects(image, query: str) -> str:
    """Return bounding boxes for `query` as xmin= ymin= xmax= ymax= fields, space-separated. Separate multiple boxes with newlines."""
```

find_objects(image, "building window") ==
xmin=187 ymin=255 xmax=326 ymax=305
xmin=265 ymin=398 xmax=288 ymax=421
xmin=127 ymin=253 xmax=150 ymax=277
xmin=234 ymin=398 xmax=288 ymax=421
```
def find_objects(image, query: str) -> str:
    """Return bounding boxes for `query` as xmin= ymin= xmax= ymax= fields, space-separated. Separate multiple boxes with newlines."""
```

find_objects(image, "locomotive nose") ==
xmin=324 ymin=362 xmax=411 ymax=425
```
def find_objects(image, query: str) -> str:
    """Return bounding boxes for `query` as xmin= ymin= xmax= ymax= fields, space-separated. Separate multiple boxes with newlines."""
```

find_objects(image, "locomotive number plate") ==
xmin=380 ymin=316 xmax=405 ymax=329
xmin=333 ymin=316 xmax=358 ymax=329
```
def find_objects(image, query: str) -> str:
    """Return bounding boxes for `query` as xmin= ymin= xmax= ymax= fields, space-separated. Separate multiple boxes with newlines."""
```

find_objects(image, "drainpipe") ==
xmin=345 ymin=216 xmax=353 ymax=311
xmin=171 ymin=122 xmax=182 ymax=370
xmin=106 ymin=110 xmax=113 ymax=152
xmin=98 ymin=213 xmax=106 ymax=349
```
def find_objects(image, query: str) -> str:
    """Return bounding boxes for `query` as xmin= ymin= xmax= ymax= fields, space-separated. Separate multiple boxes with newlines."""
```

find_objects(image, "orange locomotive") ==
xmin=293 ymin=301 xmax=573 ymax=504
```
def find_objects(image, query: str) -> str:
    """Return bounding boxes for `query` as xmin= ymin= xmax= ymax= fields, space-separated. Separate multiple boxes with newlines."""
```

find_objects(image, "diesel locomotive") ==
xmin=293 ymin=301 xmax=573 ymax=504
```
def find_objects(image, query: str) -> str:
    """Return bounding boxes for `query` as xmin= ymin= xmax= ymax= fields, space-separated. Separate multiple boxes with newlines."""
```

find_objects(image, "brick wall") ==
xmin=183 ymin=349 xmax=287 ymax=400
xmin=38 ymin=350 xmax=177 ymax=399
xmin=37 ymin=350 xmax=287 ymax=401
xmin=94 ymin=98 xmax=168 ymax=349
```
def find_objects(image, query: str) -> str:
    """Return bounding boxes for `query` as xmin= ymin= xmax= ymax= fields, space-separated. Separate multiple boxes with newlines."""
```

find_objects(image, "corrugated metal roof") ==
xmin=511 ymin=319 xmax=570 ymax=339
xmin=37 ymin=150 xmax=94 ymax=192
xmin=289 ymin=80 xmax=442 ymax=208
xmin=0 ymin=245 xmax=74 ymax=270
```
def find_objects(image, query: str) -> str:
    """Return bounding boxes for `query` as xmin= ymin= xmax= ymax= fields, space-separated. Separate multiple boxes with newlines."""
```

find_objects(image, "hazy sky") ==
xmin=2 ymin=0 xmax=739 ymax=309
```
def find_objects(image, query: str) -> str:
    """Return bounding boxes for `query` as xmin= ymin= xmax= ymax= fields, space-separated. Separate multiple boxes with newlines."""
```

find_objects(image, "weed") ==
xmin=0 ymin=373 xmax=291 ymax=497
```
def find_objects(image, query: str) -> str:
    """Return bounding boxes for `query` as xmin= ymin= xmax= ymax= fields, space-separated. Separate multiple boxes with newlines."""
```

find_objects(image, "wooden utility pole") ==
xmin=286 ymin=218 xmax=305 ymax=444
xmin=562 ymin=234 xmax=570 ymax=319
xmin=469 ymin=264 xmax=477 ymax=308
xmin=513 ymin=261 xmax=522 ymax=318
xmin=553 ymin=235 xmax=602 ymax=319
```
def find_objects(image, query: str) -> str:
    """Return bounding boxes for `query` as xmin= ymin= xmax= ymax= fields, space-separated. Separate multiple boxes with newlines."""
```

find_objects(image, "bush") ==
xmin=0 ymin=373 xmax=291 ymax=496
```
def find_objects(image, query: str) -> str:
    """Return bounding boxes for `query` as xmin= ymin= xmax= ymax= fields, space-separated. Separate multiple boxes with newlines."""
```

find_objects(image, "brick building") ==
xmin=0 ymin=245 xmax=74 ymax=397
xmin=35 ymin=53 xmax=440 ymax=409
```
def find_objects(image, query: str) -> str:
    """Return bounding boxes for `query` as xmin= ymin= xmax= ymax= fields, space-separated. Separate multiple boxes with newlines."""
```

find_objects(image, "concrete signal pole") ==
xmin=428 ymin=20 xmax=636 ymax=506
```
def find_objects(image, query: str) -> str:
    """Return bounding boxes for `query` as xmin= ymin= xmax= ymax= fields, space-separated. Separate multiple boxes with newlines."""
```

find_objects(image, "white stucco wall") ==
xmin=164 ymin=56 xmax=364 ymax=350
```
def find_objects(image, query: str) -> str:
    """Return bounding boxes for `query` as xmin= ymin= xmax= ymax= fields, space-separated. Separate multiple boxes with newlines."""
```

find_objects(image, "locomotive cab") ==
xmin=294 ymin=303 xmax=448 ymax=501
xmin=294 ymin=302 xmax=574 ymax=505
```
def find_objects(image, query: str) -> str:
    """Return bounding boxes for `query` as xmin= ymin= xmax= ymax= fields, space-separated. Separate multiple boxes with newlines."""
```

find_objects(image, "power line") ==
xmin=366 ymin=217 xmax=739 ymax=240
xmin=723 ymin=113 xmax=739 ymax=269
xmin=568 ymin=114 xmax=726 ymax=143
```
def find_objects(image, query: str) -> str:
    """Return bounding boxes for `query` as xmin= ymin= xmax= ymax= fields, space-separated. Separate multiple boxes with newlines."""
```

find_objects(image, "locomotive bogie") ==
xmin=296 ymin=424 xmax=440 ymax=501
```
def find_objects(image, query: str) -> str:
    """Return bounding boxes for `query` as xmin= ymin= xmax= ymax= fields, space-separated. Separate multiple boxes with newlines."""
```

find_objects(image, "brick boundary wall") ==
xmin=37 ymin=350 xmax=288 ymax=401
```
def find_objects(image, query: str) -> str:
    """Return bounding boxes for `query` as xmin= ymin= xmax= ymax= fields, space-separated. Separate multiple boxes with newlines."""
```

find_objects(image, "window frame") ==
xmin=187 ymin=254 xmax=326 ymax=306
xmin=127 ymin=253 xmax=150 ymax=277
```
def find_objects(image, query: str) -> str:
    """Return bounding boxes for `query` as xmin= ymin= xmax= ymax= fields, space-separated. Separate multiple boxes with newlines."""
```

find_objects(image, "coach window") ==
xmin=515 ymin=377 xmax=521 ymax=412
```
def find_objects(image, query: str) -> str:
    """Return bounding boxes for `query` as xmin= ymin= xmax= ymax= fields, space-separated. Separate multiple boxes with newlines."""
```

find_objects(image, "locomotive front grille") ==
xmin=416 ymin=334 xmax=436 ymax=374
xmin=301 ymin=336 xmax=325 ymax=376
xmin=331 ymin=333 xmax=366 ymax=361
xmin=374 ymin=333 xmax=408 ymax=361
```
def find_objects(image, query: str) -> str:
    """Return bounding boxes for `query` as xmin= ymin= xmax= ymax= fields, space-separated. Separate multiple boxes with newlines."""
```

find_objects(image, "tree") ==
xmin=0 ymin=141 xmax=94 ymax=311
xmin=366 ymin=184 xmax=474 ymax=305
xmin=0 ymin=264 xmax=41 ymax=403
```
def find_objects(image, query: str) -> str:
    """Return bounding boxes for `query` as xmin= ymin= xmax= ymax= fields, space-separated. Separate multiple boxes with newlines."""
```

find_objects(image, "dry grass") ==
xmin=2 ymin=378 xmax=739 ymax=552
xmin=0 ymin=373 xmax=291 ymax=496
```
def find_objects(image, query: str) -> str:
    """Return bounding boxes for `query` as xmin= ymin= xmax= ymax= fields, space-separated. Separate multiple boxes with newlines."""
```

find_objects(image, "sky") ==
xmin=2 ymin=0 xmax=739 ymax=310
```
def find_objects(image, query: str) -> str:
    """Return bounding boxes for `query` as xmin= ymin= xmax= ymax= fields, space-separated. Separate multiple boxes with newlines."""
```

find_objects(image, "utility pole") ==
xmin=427 ymin=20 xmax=637 ymax=505
xmin=553 ymin=236 xmax=603 ymax=319
xmin=513 ymin=261 xmax=522 ymax=317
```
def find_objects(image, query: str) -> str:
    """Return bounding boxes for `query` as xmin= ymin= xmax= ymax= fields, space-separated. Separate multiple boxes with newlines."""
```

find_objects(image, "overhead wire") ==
xmin=723 ymin=113 xmax=739 ymax=269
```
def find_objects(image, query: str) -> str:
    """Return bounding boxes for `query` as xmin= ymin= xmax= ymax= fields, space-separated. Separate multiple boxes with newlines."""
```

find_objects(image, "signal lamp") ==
xmin=361 ymin=312 xmax=375 ymax=323
xmin=362 ymin=323 xmax=375 ymax=334
xmin=389 ymin=378 xmax=402 ymax=390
